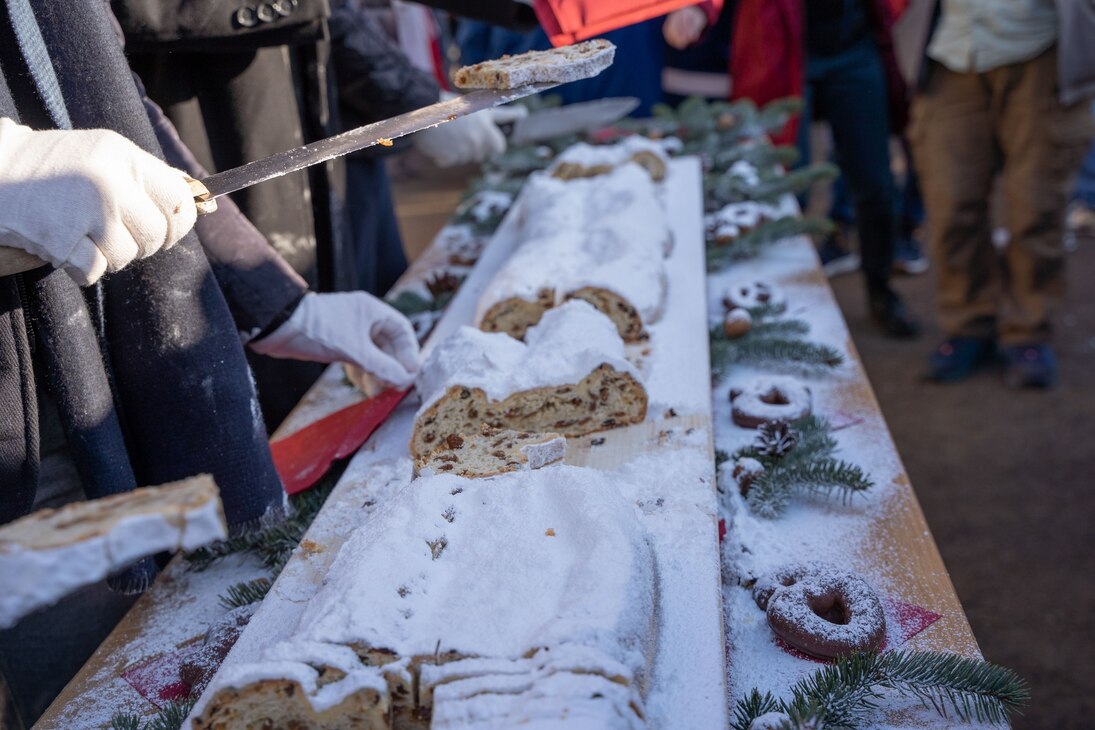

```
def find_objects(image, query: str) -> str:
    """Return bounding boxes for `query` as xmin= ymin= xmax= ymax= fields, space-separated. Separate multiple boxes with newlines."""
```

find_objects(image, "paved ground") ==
xmin=829 ymin=242 xmax=1095 ymax=729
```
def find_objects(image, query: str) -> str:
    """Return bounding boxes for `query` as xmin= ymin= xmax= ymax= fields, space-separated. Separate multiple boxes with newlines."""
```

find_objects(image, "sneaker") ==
xmin=1001 ymin=344 xmax=1058 ymax=389
xmin=867 ymin=284 xmax=920 ymax=338
xmin=818 ymin=234 xmax=861 ymax=278
xmin=923 ymin=336 xmax=996 ymax=382
xmin=892 ymin=236 xmax=929 ymax=276
xmin=1065 ymin=200 xmax=1095 ymax=251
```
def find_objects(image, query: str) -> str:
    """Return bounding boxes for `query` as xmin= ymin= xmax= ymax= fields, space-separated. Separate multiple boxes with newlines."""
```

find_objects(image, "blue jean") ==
xmin=797 ymin=37 xmax=897 ymax=283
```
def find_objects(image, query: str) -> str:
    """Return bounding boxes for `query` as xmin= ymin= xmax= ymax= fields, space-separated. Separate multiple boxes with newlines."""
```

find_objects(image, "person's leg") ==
xmin=908 ymin=63 xmax=998 ymax=341
xmin=991 ymin=48 xmax=1094 ymax=385
xmin=810 ymin=38 xmax=916 ymax=336
xmin=345 ymin=157 xmax=409 ymax=297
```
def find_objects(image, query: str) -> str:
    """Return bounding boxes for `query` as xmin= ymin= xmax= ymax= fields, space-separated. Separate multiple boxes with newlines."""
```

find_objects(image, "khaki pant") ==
xmin=909 ymin=48 xmax=1094 ymax=344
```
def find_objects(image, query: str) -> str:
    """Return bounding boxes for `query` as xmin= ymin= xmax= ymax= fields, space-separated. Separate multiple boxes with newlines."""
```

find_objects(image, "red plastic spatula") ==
xmin=269 ymin=387 xmax=411 ymax=495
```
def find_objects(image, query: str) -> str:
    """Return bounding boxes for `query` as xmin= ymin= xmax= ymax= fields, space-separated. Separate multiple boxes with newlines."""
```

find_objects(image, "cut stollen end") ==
xmin=453 ymin=39 xmax=616 ymax=90
xmin=0 ymin=474 xmax=227 ymax=629
xmin=415 ymin=426 xmax=567 ymax=478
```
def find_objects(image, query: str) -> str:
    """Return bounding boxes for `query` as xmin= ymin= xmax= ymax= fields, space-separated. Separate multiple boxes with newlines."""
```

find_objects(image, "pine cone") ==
xmin=754 ymin=421 xmax=798 ymax=457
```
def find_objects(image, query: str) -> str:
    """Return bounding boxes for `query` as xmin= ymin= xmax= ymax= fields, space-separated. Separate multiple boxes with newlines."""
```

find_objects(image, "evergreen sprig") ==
xmin=713 ymin=143 xmax=800 ymax=173
xmin=707 ymin=217 xmax=836 ymax=267
xmin=185 ymin=477 xmax=335 ymax=574
xmin=705 ymin=162 xmax=838 ymax=210
xmin=111 ymin=697 xmax=197 ymax=730
xmin=711 ymin=334 xmax=844 ymax=376
xmin=730 ymin=416 xmax=872 ymax=518
xmin=218 ymin=576 xmax=273 ymax=610
xmin=732 ymin=651 xmax=1029 ymax=730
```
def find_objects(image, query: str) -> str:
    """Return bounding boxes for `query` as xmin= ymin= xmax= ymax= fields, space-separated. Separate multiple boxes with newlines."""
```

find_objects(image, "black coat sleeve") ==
xmin=138 ymin=78 xmax=308 ymax=342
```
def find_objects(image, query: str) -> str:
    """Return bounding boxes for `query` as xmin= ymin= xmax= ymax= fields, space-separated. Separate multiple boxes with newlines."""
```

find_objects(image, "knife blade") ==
xmin=506 ymin=97 xmax=640 ymax=145
xmin=200 ymin=83 xmax=558 ymax=200
xmin=0 ymin=84 xmax=555 ymax=277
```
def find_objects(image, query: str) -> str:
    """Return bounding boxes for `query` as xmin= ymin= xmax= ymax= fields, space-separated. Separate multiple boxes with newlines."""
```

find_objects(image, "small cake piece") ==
xmin=722 ymin=279 xmax=785 ymax=311
xmin=192 ymin=642 xmax=391 ymax=730
xmin=705 ymin=201 xmax=780 ymax=245
xmin=435 ymin=223 xmax=485 ymax=266
xmin=476 ymin=226 xmax=667 ymax=342
xmin=729 ymin=376 xmax=812 ymax=429
xmin=721 ymin=308 xmax=753 ymax=338
xmin=549 ymin=136 xmax=671 ymax=182
xmin=415 ymin=426 xmax=566 ymax=478
xmin=0 ymin=475 xmax=227 ymax=629
xmin=453 ymin=39 xmax=616 ymax=90
xmin=413 ymin=301 xmax=647 ymax=460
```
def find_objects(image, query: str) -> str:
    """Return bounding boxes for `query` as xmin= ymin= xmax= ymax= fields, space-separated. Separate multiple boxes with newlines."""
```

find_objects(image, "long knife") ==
xmin=0 ymin=83 xmax=556 ymax=277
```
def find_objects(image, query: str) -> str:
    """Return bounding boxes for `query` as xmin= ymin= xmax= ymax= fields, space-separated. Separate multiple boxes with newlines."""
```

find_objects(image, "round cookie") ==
xmin=763 ymin=567 xmax=887 ymax=660
xmin=729 ymin=376 xmax=812 ymax=429
xmin=722 ymin=280 xmax=785 ymax=311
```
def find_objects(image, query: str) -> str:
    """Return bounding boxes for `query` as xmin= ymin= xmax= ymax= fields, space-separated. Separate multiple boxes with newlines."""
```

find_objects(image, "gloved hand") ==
xmin=663 ymin=6 xmax=709 ymax=50
xmin=249 ymin=292 xmax=420 ymax=395
xmin=413 ymin=101 xmax=528 ymax=168
xmin=0 ymin=118 xmax=197 ymax=285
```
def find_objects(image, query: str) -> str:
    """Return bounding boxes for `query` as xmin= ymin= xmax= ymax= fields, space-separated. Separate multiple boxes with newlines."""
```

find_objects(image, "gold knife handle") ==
xmin=187 ymin=175 xmax=218 ymax=216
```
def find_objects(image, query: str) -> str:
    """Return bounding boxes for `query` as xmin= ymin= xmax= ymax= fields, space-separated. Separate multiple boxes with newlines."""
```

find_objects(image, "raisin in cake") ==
xmin=453 ymin=39 xmax=615 ymax=90
xmin=415 ymin=426 xmax=566 ymax=478
xmin=412 ymin=301 xmax=647 ymax=461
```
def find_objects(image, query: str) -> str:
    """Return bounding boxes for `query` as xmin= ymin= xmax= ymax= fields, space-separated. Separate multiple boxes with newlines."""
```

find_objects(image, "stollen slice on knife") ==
xmin=0 ymin=474 xmax=227 ymax=628
xmin=454 ymin=39 xmax=616 ymax=89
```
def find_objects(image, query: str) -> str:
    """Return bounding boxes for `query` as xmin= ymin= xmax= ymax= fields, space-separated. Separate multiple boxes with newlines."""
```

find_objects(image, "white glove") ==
xmin=249 ymin=292 xmax=420 ymax=394
xmin=663 ymin=6 xmax=709 ymax=50
xmin=0 ymin=118 xmax=197 ymax=285
xmin=413 ymin=102 xmax=528 ymax=167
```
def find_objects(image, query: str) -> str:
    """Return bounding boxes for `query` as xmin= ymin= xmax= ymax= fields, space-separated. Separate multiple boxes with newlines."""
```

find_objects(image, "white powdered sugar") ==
xmin=518 ymin=165 xmax=672 ymax=256
xmin=416 ymin=299 xmax=641 ymax=415
xmin=520 ymin=435 xmax=567 ymax=469
xmin=474 ymin=226 xmax=668 ymax=329
xmin=295 ymin=464 xmax=657 ymax=679
xmin=706 ymin=201 xmax=784 ymax=241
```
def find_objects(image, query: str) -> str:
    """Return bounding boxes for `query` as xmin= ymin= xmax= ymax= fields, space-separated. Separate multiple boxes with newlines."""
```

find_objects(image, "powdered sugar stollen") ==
xmin=417 ymin=299 xmax=642 ymax=417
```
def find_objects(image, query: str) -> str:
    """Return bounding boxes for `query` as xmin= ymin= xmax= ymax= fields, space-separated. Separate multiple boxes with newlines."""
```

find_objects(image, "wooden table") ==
xmin=37 ymin=162 xmax=981 ymax=730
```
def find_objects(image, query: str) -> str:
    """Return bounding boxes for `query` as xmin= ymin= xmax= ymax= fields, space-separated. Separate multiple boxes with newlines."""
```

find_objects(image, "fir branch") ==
xmin=785 ymin=652 xmax=888 ymax=728
xmin=145 ymin=698 xmax=197 ymax=730
xmin=749 ymin=318 xmax=812 ymax=340
xmin=878 ymin=650 xmax=1030 ymax=725
xmin=707 ymin=217 xmax=835 ymax=268
xmin=732 ymin=688 xmax=785 ymax=730
xmin=386 ymin=290 xmax=437 ymax=316
xmin=711 ymin=336 xmax=843 ymax=375
xmin=218 ymin=576 xmax=273 ymax=609
xmin=110 ymin=697 xmax=197 ymax=730
xmin=111 ymin=715 xmax=141 ymax=730
xmin=714 ymin=143 xmax=800 ymax=174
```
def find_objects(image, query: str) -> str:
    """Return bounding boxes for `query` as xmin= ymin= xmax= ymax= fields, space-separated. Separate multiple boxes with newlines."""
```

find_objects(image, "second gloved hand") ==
xmin=249 ymin=292 xmax=420 ymax=394
xmin=413 ymin=102 xmax=528 ymax=168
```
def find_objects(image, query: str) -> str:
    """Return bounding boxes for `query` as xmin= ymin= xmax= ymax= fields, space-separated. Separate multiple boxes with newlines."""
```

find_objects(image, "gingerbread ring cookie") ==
xmin=722 ymin=280 xmax=784 ymax=311
xmin=729 ymin=376 xmax=812 ymax=429
xmin=756 ymin=564 xmax=887 ymax=660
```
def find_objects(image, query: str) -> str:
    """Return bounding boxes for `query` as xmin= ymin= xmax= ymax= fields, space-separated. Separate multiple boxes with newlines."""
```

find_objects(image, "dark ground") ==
xmin=829 ymin=242 xmax=1095 ymax=729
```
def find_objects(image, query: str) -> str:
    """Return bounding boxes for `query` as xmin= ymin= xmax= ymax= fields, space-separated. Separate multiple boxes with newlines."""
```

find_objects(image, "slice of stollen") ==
xmin=415 ymin=426 xmax=566 ymax=478
xmin=453 ymin=39 xmax=616 ymax=90
xmin=412 ymin=300 xmax=647 ymax=460
xmin=0 ymin=475 xmax=227 ymax=629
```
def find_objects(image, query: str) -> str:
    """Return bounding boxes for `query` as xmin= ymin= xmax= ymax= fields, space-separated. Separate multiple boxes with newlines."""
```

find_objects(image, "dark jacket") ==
xmin=0 ymin=0 xmax=283 ymax=529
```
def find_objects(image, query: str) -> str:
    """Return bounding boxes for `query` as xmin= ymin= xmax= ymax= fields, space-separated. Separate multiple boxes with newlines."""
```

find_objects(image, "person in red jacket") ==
xmin=667 ymin=0 xmax=919 ymax=338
